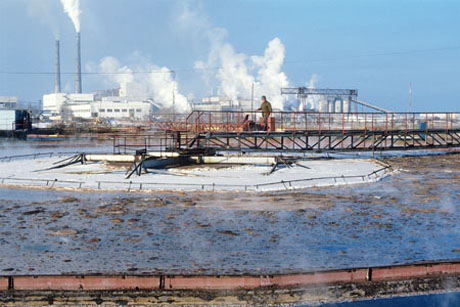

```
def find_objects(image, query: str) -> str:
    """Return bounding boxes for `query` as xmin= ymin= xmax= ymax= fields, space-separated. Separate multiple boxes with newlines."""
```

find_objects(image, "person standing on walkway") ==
xmin=257 ymin=96 xmax=272 ymax=131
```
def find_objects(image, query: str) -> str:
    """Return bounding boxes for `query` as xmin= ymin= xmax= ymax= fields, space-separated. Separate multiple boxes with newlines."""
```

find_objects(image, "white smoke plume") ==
xmin=304 ymin=74 xmax=319 ymax=110
xmin=195 ymin=35 xmax=290 ymax=109
xmin=88 ymin=56 xmax=189 ymax=112
xmin=60 ymin=0 xmax=80 ymax=32
xmin=252 ymin=38 xmax=290 ymax=109
xmin=178 ymin=2 xmax=290 ymax=109
xmin=26 ymin=0 xmax=62 ymax=38
xmin=98 ymin=57 xmax=134 ymax=85
xmin=211 ymin=43 xmax=255 ymax=104
xmin=149 ymin=67 xmax=189 ymax=112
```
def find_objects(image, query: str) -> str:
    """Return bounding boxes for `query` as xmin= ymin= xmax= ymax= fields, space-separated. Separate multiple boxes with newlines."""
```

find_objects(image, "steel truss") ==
xmin=170 ymin=128 xmax=460 ymax=153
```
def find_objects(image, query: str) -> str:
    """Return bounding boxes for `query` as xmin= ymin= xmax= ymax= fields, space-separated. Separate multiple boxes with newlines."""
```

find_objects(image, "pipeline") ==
xmin=0 ymin=260 xmax=459 ymax=305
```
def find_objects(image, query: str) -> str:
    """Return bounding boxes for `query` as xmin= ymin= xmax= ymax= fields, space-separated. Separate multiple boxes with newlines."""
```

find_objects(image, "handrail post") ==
xmin=318 ymin=112 xmax=321 ymax=134
xmin=405 ymin=113 xmax=408 ymax=133
xmin=364 ymin=113 xmax=367 ymax=133
xmin=305 ymin=112 xmax=308 ymax=131
xmin=385 ymin=113 xmax=388 ymax=134
xmin=371 ymin=113 xmax=374 ymax=132
xmin=446 ymin=112 xmax=449 ymax=131
xmin=281 ymin=112 xmax=284 ymax=130
xmin=294 ymin=112 xmax=297 ymax=132
xmin=237 ymin=112 xmax=241 ymax=133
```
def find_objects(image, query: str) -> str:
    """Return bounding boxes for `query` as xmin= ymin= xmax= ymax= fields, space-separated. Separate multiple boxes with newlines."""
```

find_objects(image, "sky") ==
xmin=0 ymin=0 xmax=459 ymax=111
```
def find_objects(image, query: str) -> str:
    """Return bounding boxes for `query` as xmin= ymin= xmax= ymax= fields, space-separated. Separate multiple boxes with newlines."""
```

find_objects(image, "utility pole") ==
xmin=170 ymin=70 xmax=176 ymax=123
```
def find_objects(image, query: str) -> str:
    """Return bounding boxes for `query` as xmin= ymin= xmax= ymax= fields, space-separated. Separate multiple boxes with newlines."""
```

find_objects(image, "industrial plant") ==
xmin=38 ymin=29 xmax=389 ymax=125
xmin=1 ymin=1 xmax=460 ymax=306
xmin=42 ymin=36 xmax=160 ymax=123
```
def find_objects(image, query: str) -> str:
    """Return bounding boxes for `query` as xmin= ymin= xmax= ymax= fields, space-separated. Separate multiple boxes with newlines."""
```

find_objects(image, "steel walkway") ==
xmin=113 ymin=111 xmax=460 ymax=153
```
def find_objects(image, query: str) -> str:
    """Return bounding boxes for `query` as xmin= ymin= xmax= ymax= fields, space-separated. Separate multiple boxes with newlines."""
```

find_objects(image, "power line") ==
xmin=1 ymin=45 xmax=459 ymax=76
xmin=0 ymin=67 xmax=220 ymax=76
xmin=285 ymin=46 xmax=460 ymax=64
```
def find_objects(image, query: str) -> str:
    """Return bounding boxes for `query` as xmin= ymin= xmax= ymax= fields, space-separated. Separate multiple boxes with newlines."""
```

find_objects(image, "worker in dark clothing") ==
xmin=257 ymin=95 xmax=272 ymax=131
xmin=242 ymin=114 xmax=253 ymax=131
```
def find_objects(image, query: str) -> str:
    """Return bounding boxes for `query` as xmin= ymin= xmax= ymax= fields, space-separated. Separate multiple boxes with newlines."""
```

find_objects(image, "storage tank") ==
xmin=328 ymin=100 xmax=335 ymax=113
xmin=343 ymin=100 xmax=351 ymax=113
xmin=335 ymin=99 xmax=343 ymax=113
xmin=318 ymin=99 xmax=327 ymax=112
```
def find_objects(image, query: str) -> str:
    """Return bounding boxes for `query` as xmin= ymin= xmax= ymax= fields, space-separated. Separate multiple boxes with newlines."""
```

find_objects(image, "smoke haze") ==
xmin=89 ymin=55 xmax=189 ymax=112
xmin=26 ymin=0 xmax=62 ymax=38
xmin=176 ymin=1 xmax=291 ymax=109
xmin=60 ymin=0 xmax=80 ymax=32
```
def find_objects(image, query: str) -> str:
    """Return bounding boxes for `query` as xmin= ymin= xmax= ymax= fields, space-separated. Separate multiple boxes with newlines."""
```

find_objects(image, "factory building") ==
xmin=42 ymin=83 xmax=160 ymax=122
xmin=93 ymin=96 xmax=155 ymax=120
xmin=192 ymin=96 xmax=253 ymax=111
xmin=42 ymin=36 xmax=159 ymax=123
xmin=42 ymin=90 xmax=158 ymax=122
xmin=42 ymin=93 xmax=95 ymax=121
xmin=0 ymin=96 xmax=18 ymax=110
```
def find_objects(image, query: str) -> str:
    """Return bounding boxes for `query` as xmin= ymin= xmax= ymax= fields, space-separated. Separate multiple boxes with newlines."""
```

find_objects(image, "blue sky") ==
xmin=0 ymin=0 xmax=459 ymax=111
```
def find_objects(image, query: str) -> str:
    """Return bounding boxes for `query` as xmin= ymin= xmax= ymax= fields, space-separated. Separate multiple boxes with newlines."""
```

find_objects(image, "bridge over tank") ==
xmin=112 ymin=111 xmax=460 ymax=154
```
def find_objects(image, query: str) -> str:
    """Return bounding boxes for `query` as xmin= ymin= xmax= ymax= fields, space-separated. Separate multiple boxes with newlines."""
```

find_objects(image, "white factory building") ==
xmin=42 ymin=82 xmax=160 ymax=122
xmin=192 ymin=96 xmax=253 ymax=111
xmin=0 ymin=96 xmax=18 ymax=110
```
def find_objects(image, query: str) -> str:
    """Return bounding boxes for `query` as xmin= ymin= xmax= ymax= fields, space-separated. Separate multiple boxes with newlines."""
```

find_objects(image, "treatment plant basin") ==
xmin=0 ymin=140 xmax=459 ymax=304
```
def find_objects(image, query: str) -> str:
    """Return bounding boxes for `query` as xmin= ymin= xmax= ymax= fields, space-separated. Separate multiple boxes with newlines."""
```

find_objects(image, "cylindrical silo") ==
xmin=343 ymin=100 xmax=351 ymax=113
xmin=319 ymin=99 xmax=327 ymax=112
xmin=335 ymin=99 xmax=343 ymax=113
xmin=328 ymin=100 xmax=335 ymax=113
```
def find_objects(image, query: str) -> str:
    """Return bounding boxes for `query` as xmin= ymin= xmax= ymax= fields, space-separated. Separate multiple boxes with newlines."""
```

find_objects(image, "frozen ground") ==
xmin=0 ymin=155 xmax=388 ymax=191
xmin=0 ymin=140 xmax=458 ymax=275
xmin=0 ymin=154 xmax=458 ymax=275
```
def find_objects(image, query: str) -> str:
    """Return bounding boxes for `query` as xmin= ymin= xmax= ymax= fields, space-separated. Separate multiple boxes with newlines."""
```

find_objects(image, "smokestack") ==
xmin=54 ymin=40 xmax=61 ymax=93
xmin=75 ymin=32 xmax=82 ymax=93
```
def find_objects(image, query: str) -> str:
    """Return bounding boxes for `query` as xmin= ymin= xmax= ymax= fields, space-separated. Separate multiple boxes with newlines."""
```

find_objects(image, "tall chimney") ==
xmin=54 ymin=39 xmax=61 ymax=93
xmin=75 ymin=32 xmax=82 ymax=93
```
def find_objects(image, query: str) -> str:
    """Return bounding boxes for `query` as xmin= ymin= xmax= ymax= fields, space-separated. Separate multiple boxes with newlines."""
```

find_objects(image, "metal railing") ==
xmin=0 ymin=151 xmax=81 ymax=162
xmin=0 ymin=165 xmax=391 ymax=192
xmin=154 ymin=110 xmax=460 ymax=135
xmin=0 ymin=177 xmax=84 ymax=188
xmin=111 ymin=132 xmax=177 ymax=154
xmin=95 ymin=165 xmax=389 ymax=191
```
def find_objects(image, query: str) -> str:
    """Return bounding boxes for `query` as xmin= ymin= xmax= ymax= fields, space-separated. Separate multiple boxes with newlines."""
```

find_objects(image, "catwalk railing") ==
xmin=154 ymin=110 xmax=460 ymax=134
xmin=148 ymin=111 xmax=460 ymax=151
xmin=108 ymin=111 xmax=460 ymax=153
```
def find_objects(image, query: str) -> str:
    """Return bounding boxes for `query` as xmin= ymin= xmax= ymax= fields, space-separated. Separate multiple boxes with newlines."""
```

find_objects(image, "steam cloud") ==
xmin=179 ymin=2 xmax=290 ymax=109
xmin=60 ymin=0 xmax=80 ymax=32
xmin=89 ymin=56 xmax=189 ymax=112
xmin=303 ymin=74 xmax=319 ymax=111
xmin=252 ymin=38 xmax=290 ymax=109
